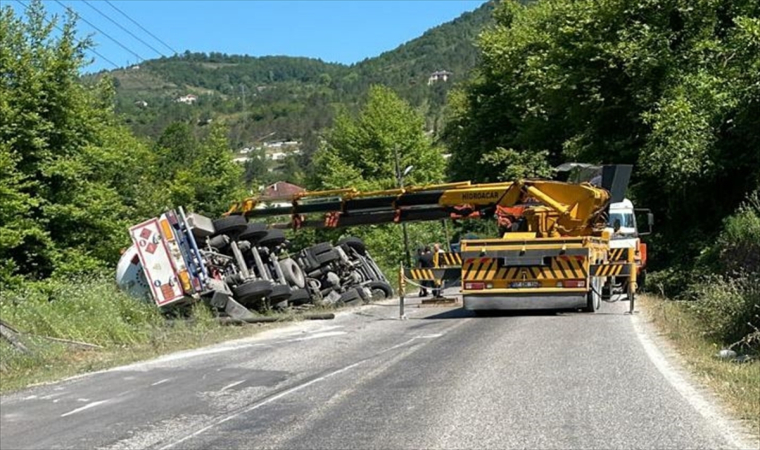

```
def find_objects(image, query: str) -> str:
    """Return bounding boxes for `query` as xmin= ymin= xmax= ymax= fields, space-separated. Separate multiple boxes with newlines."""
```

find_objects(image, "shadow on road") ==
xmin=422 ymin=308 xmax=568 ymax=320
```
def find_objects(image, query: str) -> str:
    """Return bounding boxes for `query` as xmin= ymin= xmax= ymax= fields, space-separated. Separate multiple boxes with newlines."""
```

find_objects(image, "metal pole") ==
xmin=398 ymin=264 xmax=406 ymax=320
xmin=394 ymin=145 xmax=412 ymax=268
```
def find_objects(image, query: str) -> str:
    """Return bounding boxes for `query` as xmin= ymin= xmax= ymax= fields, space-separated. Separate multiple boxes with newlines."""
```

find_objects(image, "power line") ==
xmin=54 ymin=0 xmax=148 ymax=63
xmin=12 ymin=0 xmax=121 ymax=70
xmin=81 ymin=0 xmax=167 ymax=58
xmin=103 ymin=0 xmax=178 ymax=55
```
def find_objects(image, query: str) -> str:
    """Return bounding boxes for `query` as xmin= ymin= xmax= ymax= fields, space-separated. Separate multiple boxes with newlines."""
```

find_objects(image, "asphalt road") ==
xmin=1 ymin=295 xmax=755 ymax=450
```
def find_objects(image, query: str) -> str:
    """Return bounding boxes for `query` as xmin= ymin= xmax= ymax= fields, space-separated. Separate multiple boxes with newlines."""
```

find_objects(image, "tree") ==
xmin=311 ymin=85 xmax=448 ymax=271
xmin=313 ymin=85 xmax=446 ymax=191
xmin=444 ymin=0 xmax=760 ymax=269
xmin=0 ymin=1 xmax=158 ymax=278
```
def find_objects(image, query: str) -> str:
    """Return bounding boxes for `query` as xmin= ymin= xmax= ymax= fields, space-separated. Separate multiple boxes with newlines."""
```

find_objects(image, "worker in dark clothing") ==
xmin=417 ymin=246 xmax=434 ymax=297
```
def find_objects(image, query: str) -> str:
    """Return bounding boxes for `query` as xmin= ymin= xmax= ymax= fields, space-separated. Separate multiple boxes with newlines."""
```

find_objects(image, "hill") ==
xmin=104 ymin=1 xmax=495 ymax=153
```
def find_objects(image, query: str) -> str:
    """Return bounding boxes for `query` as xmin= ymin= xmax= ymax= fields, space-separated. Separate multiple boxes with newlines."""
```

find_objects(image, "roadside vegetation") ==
xmin=2 ymin=0 xmax=759 ymax=399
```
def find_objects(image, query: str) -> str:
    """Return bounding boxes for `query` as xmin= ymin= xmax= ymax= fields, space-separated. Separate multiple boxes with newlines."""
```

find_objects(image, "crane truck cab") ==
xmin=605 ymin=198 xmax=652 ymax=292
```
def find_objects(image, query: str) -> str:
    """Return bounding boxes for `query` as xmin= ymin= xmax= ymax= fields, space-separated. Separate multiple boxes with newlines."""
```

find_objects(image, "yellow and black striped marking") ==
xmin=608 ymin=248 xmax=632 ymax=262
xmin=591 ymin=264 xmax=632 ymax=277
xmin=462 ymin=257 xmax=587 ymax=281
xmin=407 ymin=268 xmax=436 ymax=281
xmin=435 ymin=252 xmax=462 ymax=267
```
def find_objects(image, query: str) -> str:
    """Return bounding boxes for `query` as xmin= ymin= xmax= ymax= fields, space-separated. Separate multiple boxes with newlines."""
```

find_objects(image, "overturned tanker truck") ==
xmin=116 ymin=209 xmax=393 ymax=320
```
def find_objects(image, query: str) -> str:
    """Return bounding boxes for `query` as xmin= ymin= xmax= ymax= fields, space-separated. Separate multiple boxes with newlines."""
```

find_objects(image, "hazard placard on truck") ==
xmin=129 ymin=218 xmax=185 ymax=307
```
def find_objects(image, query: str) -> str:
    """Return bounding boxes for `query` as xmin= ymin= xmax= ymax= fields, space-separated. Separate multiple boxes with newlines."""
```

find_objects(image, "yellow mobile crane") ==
xmin=228 ymin=166 xmax=637 ymax=312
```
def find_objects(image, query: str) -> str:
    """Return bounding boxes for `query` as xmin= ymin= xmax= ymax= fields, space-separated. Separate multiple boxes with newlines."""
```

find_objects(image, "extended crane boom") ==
xmin=228 ymin=180 xmax=611 ymax=238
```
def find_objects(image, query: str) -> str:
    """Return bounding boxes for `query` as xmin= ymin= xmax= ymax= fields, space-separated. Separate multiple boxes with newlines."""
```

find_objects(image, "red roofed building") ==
xmin=260 ymin=181 xmax=305 ymax=200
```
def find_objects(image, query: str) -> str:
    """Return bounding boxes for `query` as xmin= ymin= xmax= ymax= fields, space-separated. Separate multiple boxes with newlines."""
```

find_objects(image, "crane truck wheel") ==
xmin=238 ymin=222 xmax=268 ymax=242
xmin=338 ymin=237 xmax=366 ymax=256
xmin=279 ymin=258 xmax=306 ymax=288
xmin=233 ymin=280 xmax=272 ymax=305
xmin=258 ymin=229 xmax=287 ymax=248
xmin=583 ymin=278 xmax=602 ymax=313
xmin=367 ymin=281 xmax=393 ymax=300
xmin=212 ymin=215 xmax=248 ymax=239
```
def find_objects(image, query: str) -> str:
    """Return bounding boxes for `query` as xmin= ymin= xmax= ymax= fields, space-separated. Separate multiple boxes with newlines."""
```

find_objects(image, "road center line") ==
xmin=219 ymin=380 xmax=245 ymax=392
xmin=61 ymin=400 xmax=108 ymax=417
xmin=151 ymin=378 xmax=171 ymax=386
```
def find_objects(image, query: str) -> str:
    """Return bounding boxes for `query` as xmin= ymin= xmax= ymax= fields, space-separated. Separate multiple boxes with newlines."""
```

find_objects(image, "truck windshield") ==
xmin=608 ymin=213 xmax=635 ymax=229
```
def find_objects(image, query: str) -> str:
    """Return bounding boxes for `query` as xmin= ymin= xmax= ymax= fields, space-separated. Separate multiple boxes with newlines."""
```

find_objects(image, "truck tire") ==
xmin=367 ymin=281 xmax=393 ymax=300
xmin=238 ymin=222 xmax=268 ymax=242
xmin=338 ymin=288 xmax=362 ymax=306
xmin=584 ymin=278 xmax=601 ymax=313
xmin=288 ymin=288 xmax=312 ymax=305
xmin=267 ymin=284 xmax=291 ymax=302
xmin=279 ymin=258 xmax=306 ymax=288
xmin=233 ymin=280 xmax=272 ymax=304
xmin=338 ymin=237 xmax=366 ymax=256
xmin=258 ymin=229 xmax=287 ymax=248
xmin=212 ymin=215 xmax=248 ymax=239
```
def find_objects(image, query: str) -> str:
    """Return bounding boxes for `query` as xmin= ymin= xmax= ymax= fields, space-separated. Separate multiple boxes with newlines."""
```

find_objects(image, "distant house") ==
xmin=428 ymin=70 xmax=453 ymax=85
xmin=134 ymin=100 xmax=148 ymax=108
xmin=175 ymin=94 xmax=197 ymax=104
xmin=261 ymin=181 xmax=306 ymax=200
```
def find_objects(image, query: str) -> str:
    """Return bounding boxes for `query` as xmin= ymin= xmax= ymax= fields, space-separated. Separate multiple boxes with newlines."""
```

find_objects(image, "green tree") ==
xmin=313 ymin=85 xmax=446 ymax=190
xmin=444 ymin=0 xmax=760 ymax=270
xmin=0 ymin=1 xmax=158 ymax=278
xmin=311 ymin=85 xmax=448 ymax=271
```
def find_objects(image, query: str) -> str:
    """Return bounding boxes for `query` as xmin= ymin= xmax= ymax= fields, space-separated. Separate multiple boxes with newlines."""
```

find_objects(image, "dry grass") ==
xmin=639 ymin=294 xmax=760 ymax=439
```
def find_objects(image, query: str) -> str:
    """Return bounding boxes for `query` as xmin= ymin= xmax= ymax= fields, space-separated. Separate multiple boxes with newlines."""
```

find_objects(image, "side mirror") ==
xmin=647 ymin=212 xmax=654 ymax=227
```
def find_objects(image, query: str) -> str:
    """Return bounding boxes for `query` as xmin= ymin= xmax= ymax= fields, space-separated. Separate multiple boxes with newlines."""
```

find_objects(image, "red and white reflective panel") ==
xmin=129 ymin=218 xmax=184 ymax=307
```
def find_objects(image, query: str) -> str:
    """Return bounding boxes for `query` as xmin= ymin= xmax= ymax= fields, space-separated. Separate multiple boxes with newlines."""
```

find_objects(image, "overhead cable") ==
xmin=81 ymin=0 xmax=167 ymax=58
xmin=104 ymin=0 xmax=179 ymax=55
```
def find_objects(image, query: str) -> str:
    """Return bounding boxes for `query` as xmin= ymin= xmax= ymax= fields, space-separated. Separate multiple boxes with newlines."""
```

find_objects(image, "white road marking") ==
xmin=285 ymin=331 xmax=347 ymax=342
xmin=40 ymin=393 xmax=65 ymax=400
xmin=60 ymin=400 xmax=108 ymax=417
xmin=151 ymin=378 xmax=171 ymax=386
xmin=158 ymin=360 xmax=367 ymax=450
xmin=219 ymin=380 xmax=245 ymax=392
xmin=631 ymin=314 xmax=757 ymax=450
xmin=76 ymin=398 xmax=90 ymax=402
xmin=22 ymin=395 xmax=38 ymax=400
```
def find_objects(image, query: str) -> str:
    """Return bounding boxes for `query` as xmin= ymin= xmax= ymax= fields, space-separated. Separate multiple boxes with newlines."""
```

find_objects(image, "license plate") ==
xmin=510 ymin=281 xmax=540 ymax=288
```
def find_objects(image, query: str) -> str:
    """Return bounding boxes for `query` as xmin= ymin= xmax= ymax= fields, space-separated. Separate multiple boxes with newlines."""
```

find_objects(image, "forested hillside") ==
xmin=104 ymin=1 xmax=494 ymax=150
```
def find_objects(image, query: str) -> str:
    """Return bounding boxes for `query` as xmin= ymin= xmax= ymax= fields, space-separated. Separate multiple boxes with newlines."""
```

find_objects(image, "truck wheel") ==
xmin=233 ymin=280 xmax=272 ymax=304
xmin=584 ymin=278 xmax=601 ymax=313
xmin=288 ymin=288 xmax=312 ymax=305
xmin=212 ymin=215 xmax=248 ymax=239
xmin=279 ymin=258 xmax=306 ymax=288
xmin=338 ymin=288 xmax=362 ymax=306
xmin=338 ymin=237 xmax=366 ymax=256
xmin=267 ymin=284 xmax=291 ymax=302
xmin=238 ymin=222 xmax=268 ymax=242
xmin=367 ymin=281 xmax=393 ymax=300
xmin=258 ymin=229 xmax=287 ymax=248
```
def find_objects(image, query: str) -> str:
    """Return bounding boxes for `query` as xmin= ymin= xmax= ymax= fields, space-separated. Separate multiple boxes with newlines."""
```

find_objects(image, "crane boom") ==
xmin=227 ymin=179 xmax=610 ymax=238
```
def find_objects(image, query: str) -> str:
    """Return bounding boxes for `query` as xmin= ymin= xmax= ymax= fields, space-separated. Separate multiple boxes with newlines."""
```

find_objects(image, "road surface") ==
xmin=1 ymin=295 xmax=755 ymax=449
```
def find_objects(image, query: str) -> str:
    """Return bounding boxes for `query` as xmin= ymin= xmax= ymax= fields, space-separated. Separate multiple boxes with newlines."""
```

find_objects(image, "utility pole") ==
xmin=394 ymin=146 xmax=412 ymax=268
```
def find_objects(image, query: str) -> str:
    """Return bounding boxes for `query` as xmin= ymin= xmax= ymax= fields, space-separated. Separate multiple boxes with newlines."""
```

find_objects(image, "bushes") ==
xmin=0 ymin=275 xmax=164 ymax=347
xmin=686 ymin=275 xmax=760 ymax=350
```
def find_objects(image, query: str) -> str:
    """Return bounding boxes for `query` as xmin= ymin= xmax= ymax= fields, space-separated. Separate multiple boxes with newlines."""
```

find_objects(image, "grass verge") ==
xmin=639 ymin=294 xmax=760 ymax=439
xmin=0 ymin=276 xmax=289 ymax=393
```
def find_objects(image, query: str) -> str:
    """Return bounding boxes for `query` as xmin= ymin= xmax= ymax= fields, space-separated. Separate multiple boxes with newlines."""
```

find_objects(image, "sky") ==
xmin=9 ymin=0 xmax=487 ymax=72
